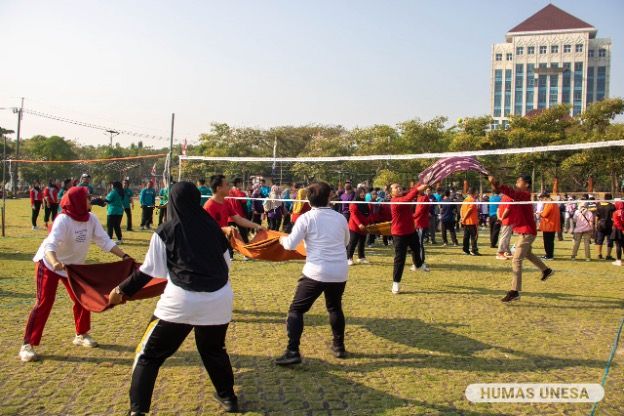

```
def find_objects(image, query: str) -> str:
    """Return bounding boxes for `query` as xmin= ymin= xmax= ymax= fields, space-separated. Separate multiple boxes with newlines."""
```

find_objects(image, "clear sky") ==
xmin=0 ymin=0 xmax=622 ymax=148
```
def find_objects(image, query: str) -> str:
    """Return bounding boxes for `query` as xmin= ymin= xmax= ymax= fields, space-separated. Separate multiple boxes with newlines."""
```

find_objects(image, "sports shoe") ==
xmin=505 ymin=252 xmax=513 ymax=258
xmin=612 ymin=260 xmax=622 ymax=267
xmin=501 ymin=290 xmax=520 ymax=303
xmin=541 ymin=268 xmax=554 ymax=282
xmin=275 ymin=350 xmax=302 ymax=366
xmin=470 ymin=251 xmax=481 ymax=256
xmin=19 ymin=344 xmax=38 ymax=362
xmin=140 ymin=226 xmax=145 ymax=230
xmin=73 ymin=334 xmax=99 ymax=348
xmin=496 ymin=253 xmax=508 ymax=260
xmin=598 ymin=254 xmax=604 ymax=260
xmin=585 ymin=258 xmax=591 ymax=262
xmin=330 ymin=345 xmax=347 ymax=359
xmin=115 ymin=240 xmax=123 ymax=245
xmin=605 ymin=255 xmax=615 ymax=261
xmin=213 ymin=392 xmax=239 ymax=413
xmin=392 ymin=282 xmax=400 ymax=294
xmin=31 ymin=226 xmax=37 ymax=230
xmin=410 ymin=263 xmax=430 ymax=272
xmin=347 ymin=259 xmax=354 ymax=266
xmin=357 ymin=258 xmax=369 ymax=264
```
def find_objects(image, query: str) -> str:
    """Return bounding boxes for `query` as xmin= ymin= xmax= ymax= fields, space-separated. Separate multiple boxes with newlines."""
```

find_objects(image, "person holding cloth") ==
xmin=489 ymin=174 xmax=553 ymax=303
xmin=276 ymin=182 xmax=350 ymax=365
xmin=19 ymin=186 xmax=131 ymax=362
xmin=389 ymin=182 xmax=428 ymax=295
xmin=108 ymin=182 xmax=240 ymax=414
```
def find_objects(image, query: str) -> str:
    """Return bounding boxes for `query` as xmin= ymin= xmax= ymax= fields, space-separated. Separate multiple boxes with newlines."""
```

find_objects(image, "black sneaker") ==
xmin=541 ymin=268 xmax=554 ymax=281
xmin=501 ymin=290 xmax=520 ymax=303
xmin=213 ymin=392 xmax=239 ymax=413
xmin=470 ymin=251 xmax=481 ymax=256
xmin=275 ymin=350 xmax=302 ymax=366
xmin=605 ymin=255 xmax=615 ymax=261
xmin=331 ymin=345 xmax=347 ymax=359
xmin=598 ymin=254 xmax=604 ymax=260
xmin=463 ymin=250 xmax=470 ymax=255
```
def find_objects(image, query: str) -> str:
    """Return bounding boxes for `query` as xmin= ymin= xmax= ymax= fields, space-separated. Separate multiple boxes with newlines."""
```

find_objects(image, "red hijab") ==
xmin=61 ymin=186 xmax=90 ymax=222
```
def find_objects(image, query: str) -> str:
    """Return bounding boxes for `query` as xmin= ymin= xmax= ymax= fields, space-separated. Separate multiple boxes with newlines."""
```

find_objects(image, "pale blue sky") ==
xmin=0 ymin=0 xmax=622 ymax=147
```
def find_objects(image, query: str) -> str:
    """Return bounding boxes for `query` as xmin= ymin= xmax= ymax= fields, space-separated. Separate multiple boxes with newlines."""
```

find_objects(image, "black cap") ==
xmin=518 ymin=174 xmax=532 ymax=185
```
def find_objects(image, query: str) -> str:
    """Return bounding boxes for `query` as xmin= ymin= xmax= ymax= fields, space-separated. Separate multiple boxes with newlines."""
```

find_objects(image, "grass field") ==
xmin=0 ymin=198 xmax=623 ymax=416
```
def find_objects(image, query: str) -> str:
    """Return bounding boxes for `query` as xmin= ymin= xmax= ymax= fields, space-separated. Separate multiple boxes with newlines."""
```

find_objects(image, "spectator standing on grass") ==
xmin=228 ymin=178 xmax=250 ymax=243
xmin=105 ymin=181 xmax=125 ymax=243
xmin=158 ymin=182 xmax=169 ymax=225
xmin=564 ymin=195 xmax=577 ymax=233
xmin=197 ymin=179 xmax=212 ymax=206
xmin=489 ymin=174 xmax=553 ymax=303
xmin=440 ymin=190 xmax=458 ymax=246
xmin=43 ymin=179 xmax=60 ymax=228
xmin=496 ymin=194 xmax=514 ymax=260
xmin=339 ymin=181 xmax=355 ymax=222
xmin=571 ymin=202 xmax=594 ymax=261
xmin=488 ymin=190 xmax=501 ymax=248
xmin=538 ymin=192 xmax=559 ymax=260
xmin=557 ymin=195 xmax=566 ymax=241
xmin=19 ymin=186 xmax=131 ymax=363
xmin=139 ymin=181 xmax=157 ymax=230
xmin=460 ymin=188 xmax=480 ymax=256
xmin=413 ymin=189 xmax=431 ymax=268
xmin=281 ymin=184 xmax=293 ymax=232
xmin=122 ymin=179 xmax=134 ymax=231
xmin=264 ymin=185 xmax=285 ymax=231
xmin=291 ymin=185 xmax=310 ymax=225
xmin=30 ymin=180 xmax=43 ymax=230
xmin=77 ymin=173 xmax=94 ymax=195
xmin=276 ymin=181 xmax=350 ymax=365
xmin=347 ymin=187 xmax=369 ymax=265
xmin=595 ymin=194 xmax=616 ymax=261
xmin=611 ymin=200 xmax=624 ymax=267
xmin=57 ymin=179 xmax=72 ymax=214
xmin=250 ymin=183 xmax=265 ymax=226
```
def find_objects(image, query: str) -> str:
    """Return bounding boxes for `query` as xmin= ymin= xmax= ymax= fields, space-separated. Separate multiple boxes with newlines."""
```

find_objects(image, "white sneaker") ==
xmin=115 ymin=240 xmax=123 ymax=245
xmin=347 ymin=259 xmax=354 ymax=266
xmin=392 ymin=282 xmax=400 ymax=294
xmin=613 ymin=260 xmax=622 ymax=267
xmin=409 ymin=264 xmax=417 ymax=272
xmin=410 ymin=264 xmax=430 ymax=272
xmin=357 ymin=258 xmax=369 ymax=264
xmin=73 ymin=334 xmax=98 ymax=348
xmin=496 ymin=254 xmax=508 ymax=260
xmin=31 ymin=226 xmax=37 ymax=231
xmin=19 ymin=344 xmax=38 ymax=362
xmin=242 ymin=256 xmax=250 ymax=262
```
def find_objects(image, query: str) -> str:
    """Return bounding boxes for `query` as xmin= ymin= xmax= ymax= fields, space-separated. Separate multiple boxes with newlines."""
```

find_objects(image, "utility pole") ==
xmin=106 ymin=129 xmax=120 ymax=147
xmin=12 ymin=97 xmax=23 ymax=194
xmin=1 ymin=127 xmax=14 ymax=237
xmin=168 ymin=113 xmax=174 ymax=189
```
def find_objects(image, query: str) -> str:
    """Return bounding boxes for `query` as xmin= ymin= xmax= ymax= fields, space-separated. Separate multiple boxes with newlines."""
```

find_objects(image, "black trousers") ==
xmin=130 ymin=317 xmax=234 ymax=413
xmin=44 ymin=203 xmax=59 ymax=223
xmin=287 ymin=276 xmax=346 ymax=352
xmin=427 ymin=215 xmax=437 ymax=243
xmin=462 ymin=225 xmax=478 ymax=254
xmin=441 ymin=220 xmax=458 ymax=245
xmin=268 ymin=216 xmax=282 ymax=231
xmin=107 ymin=215 xmax=123 ymax=240
xmin=543 ymin=231 xmax=555 ymax=258
xmin=392 ymin=232 xmax=422 ymax=283
xmin=228 ymin=222 xmax=249 ymax=244
xmin=558 ymin=212 xmax=565 ymax=241
xmin=124 ymin=207 xmax=133 ymax=230
xmin=282 ymin=213 xmax=291 ymax=232
xmin=416 ymin=229 xmax=427 ymax=264
xmin=141 ymin=206 xmax=154 ymax=227
xmin=158 ymin=206 xmax=167 ymax=225
xmin=31 ymin=201 xmax=42 ymax=227
xmin=347 ymin=231 xmax=366 ymax=259
xmin=489 ymin=215 xmax=501 ymax=248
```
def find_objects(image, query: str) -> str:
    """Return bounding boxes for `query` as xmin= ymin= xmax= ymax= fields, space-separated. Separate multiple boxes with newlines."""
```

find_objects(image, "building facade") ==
xmin=490 ymin=4 xmax=611 ymax=127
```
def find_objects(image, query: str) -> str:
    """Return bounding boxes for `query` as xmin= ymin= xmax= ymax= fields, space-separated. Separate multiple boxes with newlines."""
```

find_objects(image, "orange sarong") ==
xmin=365 ymin=221 xmax=392 ymax=236
xmin=229 ymin=229 xmax=306 ymax=261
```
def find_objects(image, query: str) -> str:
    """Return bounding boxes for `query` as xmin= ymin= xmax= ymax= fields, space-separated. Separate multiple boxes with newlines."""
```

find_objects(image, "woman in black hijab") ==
xmin=108 ymin=182 xmax=239 ymax=414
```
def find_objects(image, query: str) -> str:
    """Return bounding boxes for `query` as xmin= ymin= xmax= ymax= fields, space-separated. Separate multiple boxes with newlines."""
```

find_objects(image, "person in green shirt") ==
xmin=105 ymin=181 xmax=125 ymax=243
xmin=197 ymin=178 xmax=212 ymax=206
xmin=57 ymin=179 xmax=72 ymax=214
xmin=122 ymin=179 xmax=134 ymax=231
xmin=78 ymin=173 xmax=95 ymax=195
xmin=158 ymin=182 xmax=169 ymax=225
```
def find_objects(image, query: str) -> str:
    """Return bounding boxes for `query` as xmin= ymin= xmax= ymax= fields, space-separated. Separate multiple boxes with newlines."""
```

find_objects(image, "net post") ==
xmin=168 ymin=113 xmax=174 ymax=189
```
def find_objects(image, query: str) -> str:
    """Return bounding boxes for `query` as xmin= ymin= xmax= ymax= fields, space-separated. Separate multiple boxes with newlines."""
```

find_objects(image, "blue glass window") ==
xmin=494 ymin=69 xmax=502 ymax=117
xmin=515 ymin=64 xmax=524 ymax=115
xmin=596 ymin=66 xmax=606 ymax=101
xmin=586 ymin=66 xmax=595 ymax=104
xmin=504 ymin=69 xmax=512 ymax=116
xmin=538 ymin=64 xmax=548 ymax=109
xmin=562 ymin=63 xmax=571 ymax=104
xmin=526 ymin=64 xmax=535 ymax=112
xmin=573 ymin=62 xmax=583 ymax=115
xmin=549 ymin=63 xmax=559 ymax=106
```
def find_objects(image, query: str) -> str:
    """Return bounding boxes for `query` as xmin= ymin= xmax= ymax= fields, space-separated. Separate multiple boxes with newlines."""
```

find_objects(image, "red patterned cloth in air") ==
xmin=419 ymin=156 xmax=489 ymax=185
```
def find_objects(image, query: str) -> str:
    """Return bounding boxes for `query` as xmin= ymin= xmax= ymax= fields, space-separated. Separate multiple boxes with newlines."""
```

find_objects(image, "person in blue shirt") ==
xmin=139 ymin=181 xmax=157 ymax=230
xmin=197 ymin=179 xmax=212 ymax=206
xmin=105 ymin=181 xmax=125 ymax=242
xmin=122 ymin=179 xmax=134 ymax=231
xmin=488 ymin=191 xmax=502 ymax=248
xmin=78 ymin=173 xmax=95 ymax=195
xmin=259 ymin=179 xmax=270 ymax=198
xmin=440 ymin=190 xmax=459 ymax=246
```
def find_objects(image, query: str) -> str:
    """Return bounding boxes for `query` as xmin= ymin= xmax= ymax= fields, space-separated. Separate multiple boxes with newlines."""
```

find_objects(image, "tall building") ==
xmin=490 ymin=4 xmax=611 ymax=127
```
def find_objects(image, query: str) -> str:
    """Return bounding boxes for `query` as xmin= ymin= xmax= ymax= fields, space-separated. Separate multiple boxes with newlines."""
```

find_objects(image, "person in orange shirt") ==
xmin=539 ymin=192 xmax=560 ymax=260
xmin=460 ymin=188 xmax=480 ymax=255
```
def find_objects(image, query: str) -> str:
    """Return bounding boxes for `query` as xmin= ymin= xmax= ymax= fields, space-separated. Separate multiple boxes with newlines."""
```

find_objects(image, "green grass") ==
xmin=0 ymin=198 xmax=623 ymax=416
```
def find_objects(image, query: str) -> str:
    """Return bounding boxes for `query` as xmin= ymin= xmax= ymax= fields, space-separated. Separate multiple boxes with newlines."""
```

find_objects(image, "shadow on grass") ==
xmin=0 ymin=251 xmax=35 ymax=262
xmin=0 ymin=289 xmax=33 ymax=299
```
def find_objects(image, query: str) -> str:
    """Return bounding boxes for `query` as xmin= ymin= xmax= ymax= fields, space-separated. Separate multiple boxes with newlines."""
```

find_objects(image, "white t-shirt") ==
xmin=280 ymin=207 xmax=350 ymax=283
xmin=140 ymin=233 xmax=233 ymax=326
xmin=33 ymin=213 xmax=116 ymax=277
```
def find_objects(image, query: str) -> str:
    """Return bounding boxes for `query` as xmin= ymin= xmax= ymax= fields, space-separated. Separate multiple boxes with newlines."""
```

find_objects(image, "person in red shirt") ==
xmin=489 ymin=174 xmax=553 ymax=303
xmin=611 ymin=200 xmax=624 ymax=266
xmin=412 ymin=189 xmax=431 ymax=269
xmin=390 ymin=182 xmax=428 ymax=294
xmin=347 ymin=187 xmax=369 ymax=265
xmin=43 ymin=180 xmax=60 ymax=228
xmin=30 ymin=180 xmax=44 ymax=230
xmin=204 ymin=175 xmax=264 ymax=259
xmin=227 ymin=177 xmax=249 ymax=243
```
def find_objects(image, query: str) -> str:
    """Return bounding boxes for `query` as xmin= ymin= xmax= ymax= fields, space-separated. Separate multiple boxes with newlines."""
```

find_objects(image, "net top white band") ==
xmin=179 ymin=139 xmax=624 ymax=163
